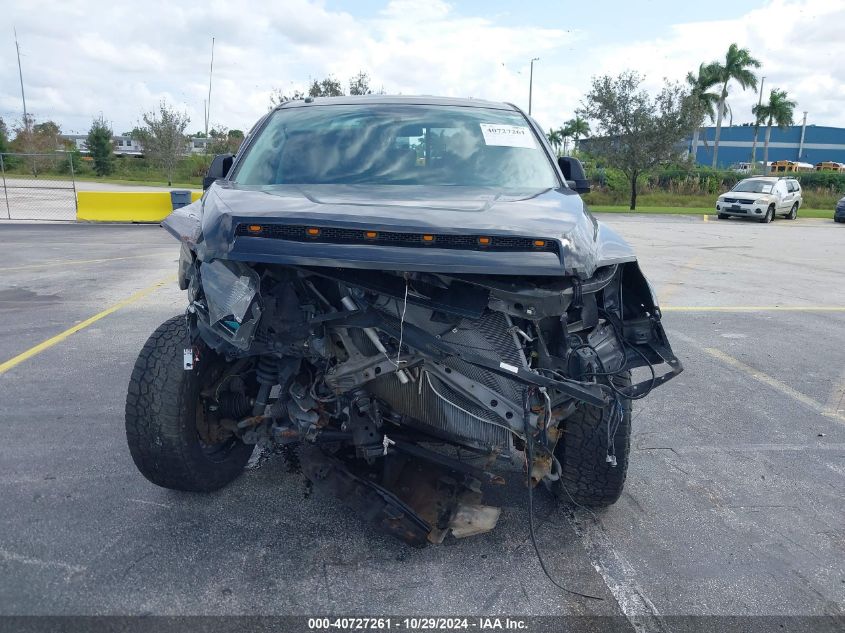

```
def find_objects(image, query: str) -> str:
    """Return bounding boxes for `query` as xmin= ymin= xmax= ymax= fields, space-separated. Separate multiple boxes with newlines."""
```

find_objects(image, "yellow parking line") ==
xmin=0 ymin=253 xmax=169 ymax=273
xmin=703 ymin=214 xmax=709 ymax=223
xmin=663 ymin=306 xmax=845 ymax=312
xmin=700 ymin=346 xmax=845 ymax=424
xmin=0 ymin=276 xmax=175 ymax=375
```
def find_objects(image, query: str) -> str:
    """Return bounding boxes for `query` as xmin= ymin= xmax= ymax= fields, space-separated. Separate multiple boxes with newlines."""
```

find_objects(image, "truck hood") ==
xmin=162 ymin=183 xmax=636 ymax=277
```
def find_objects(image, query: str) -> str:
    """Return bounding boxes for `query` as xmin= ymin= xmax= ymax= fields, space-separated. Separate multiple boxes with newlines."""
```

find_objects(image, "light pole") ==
xmin=528 ymin=57 xmax=539 ymax=115
xmin=14 ymin=28 xmax=29 ymax=136
xmin=750 ymin=76 xmax=765 ymax=174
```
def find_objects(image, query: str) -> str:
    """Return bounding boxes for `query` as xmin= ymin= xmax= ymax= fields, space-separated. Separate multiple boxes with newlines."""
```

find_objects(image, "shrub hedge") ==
xmin=581 ymin=160 xmax=845 ymax=208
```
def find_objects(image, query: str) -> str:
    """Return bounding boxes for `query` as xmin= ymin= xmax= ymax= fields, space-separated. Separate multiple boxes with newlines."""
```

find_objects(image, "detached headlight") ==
xmin=201 ymin=260 xmax=260 ymax=326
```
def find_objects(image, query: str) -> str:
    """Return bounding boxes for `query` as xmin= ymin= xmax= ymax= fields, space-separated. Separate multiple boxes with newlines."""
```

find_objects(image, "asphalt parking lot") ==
xmin=0 ymin=216 xmax=843 ymax=624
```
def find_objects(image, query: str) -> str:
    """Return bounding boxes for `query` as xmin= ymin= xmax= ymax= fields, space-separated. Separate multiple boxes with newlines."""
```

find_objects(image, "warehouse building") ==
xmin=690 ymin=124 xmax=845 ymax=168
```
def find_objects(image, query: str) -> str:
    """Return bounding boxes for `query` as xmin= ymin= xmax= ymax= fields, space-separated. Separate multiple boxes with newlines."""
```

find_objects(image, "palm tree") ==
xmin=559 ymin=125 xmax=572 ymax=155
xmin=546 ymin=128 xmax=562 ymax=155
xmin=565 ymin=114 xmax=590 ymax=153
xmin=709 ymin=43 xmax=761 ymax=168
xmin=685 ymin=62 xmax=720 ymax=160
xmin=752 ymin=89 xmax=796 ymax=173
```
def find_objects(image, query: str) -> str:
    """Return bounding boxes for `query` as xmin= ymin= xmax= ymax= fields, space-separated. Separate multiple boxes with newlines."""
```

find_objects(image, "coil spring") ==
xmin=256 ymin=356 xmax=280 ymax=385
xmin=217 ymin=391 xmax=251 ymax=419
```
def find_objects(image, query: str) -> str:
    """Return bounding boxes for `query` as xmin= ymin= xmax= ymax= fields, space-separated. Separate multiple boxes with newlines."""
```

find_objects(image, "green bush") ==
xmin=793 ymin=171 xmax=845 ymax=192
xmin=580 ymin=159 xmax=843 ymax=209
xmin=56 ymin=149 xmax=83 ymax=175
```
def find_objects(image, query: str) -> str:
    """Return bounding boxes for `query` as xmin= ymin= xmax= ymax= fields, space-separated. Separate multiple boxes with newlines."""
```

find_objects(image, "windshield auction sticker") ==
xmin=479 ymin=123 xmax=536 ymax=148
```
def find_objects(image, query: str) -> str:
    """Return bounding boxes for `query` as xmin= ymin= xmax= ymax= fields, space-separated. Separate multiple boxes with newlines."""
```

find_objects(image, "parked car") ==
xmin=125 ymin=95 xmax=682 ymax=547
xmin=835 ymin=195 xmax=845 ymax=223
xmin=716 ymin=176 xmax=802 ymax=223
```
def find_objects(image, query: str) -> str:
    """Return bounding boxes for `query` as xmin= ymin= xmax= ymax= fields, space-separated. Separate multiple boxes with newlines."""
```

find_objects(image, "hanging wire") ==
xmin=396 ymin=274 xmax=409 ymax=367
xmin=521 ymin=388 xmax=604 ymax=601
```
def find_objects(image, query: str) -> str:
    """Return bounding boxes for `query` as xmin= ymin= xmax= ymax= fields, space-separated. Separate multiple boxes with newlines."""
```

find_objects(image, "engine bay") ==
xmin=177 ymin=249 xmax=682 ymax=546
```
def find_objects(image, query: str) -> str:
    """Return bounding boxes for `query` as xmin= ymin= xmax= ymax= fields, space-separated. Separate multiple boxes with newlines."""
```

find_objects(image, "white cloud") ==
xmin=590 ymin=0 xmax=845 ymax=127
xmin=0 ymin=0 xmax=842 ymax=138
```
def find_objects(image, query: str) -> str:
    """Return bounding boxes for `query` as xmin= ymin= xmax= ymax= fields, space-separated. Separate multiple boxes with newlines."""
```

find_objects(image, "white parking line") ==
xmin=564 ymin=510 xmax=669 ymax=632
xmin=0 ymin=547 xmax=86 ymax=575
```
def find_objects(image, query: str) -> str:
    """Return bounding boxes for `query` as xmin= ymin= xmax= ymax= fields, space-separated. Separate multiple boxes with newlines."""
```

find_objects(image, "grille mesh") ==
xmin=235 ymin=223 xmax=559 ymax=254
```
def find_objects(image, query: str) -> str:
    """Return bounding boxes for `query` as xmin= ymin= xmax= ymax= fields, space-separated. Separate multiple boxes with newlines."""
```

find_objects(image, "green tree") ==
xmin=0 ymin=117 xmax=8 ymax=154
xmin=581 ymin=71 xmax=696 ymax=210
xmin=133 ymin=101 xmax=190 ymax=186
xmin=348 ymin=71 xmax=373 ymax=95
xmin=86 ymin=116 xmax=115 ymax=176
xmin=228 ymin=129 xmax=244 ymax=153
xmin=10 ymin=114 xmax=34 ymax=153
xmin=685 ymin=62 xmax=720 ymax=159
xmin=308 ymin=76 xmax=344 ymax=97
xmin=58 ymin=140 xmax=82 ymax=174
xmin=708 ymin=43 xmax=760 ymax=168
xmin=11 ymin=117 xmax=63 ymax=175
xmin=206 ymin=126 xmax=244 ymax=155
xmin=752 ymin=88 xmax=796 ymax=173
xmin=566 ymin=115 xmax=589 ymax=146
xmin=546 ymin=128 xmax=562 ymax=155
xmin=269 ymin=88 xmax=304 ymax=108
xmin=559 ymin=125 xmax=572 ymax=155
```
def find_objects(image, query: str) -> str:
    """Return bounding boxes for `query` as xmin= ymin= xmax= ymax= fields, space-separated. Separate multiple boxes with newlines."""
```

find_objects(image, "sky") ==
xmin=2 ymin=0 xmax=844 ymax=138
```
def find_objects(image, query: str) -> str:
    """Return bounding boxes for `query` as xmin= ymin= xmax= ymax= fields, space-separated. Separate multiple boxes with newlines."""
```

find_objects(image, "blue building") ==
xmin=690 ymin=124 xmax=845 ymax=168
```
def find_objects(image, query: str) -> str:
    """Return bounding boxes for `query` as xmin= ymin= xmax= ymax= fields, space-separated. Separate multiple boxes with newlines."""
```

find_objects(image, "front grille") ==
xmin=723 ymin=198 xmax=755 ymax=205
xmin=235 ymin=223 xmax=560 ymax=254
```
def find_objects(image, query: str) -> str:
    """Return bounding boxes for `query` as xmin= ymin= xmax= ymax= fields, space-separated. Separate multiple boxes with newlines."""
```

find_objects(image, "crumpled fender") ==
xmin=161 ymin=199 xmax=203 ymax=246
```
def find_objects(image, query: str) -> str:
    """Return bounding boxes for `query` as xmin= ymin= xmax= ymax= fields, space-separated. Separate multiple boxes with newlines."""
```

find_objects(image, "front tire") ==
xmin=760 ymin=205 xmax=774 ymax=223
xmin=125 ymin=315 xmax=253 ymax=492
xmin=717 ymin=213 xmax=729 ymax=220
xmin=550 ymin=373 xmax=631 ymax=507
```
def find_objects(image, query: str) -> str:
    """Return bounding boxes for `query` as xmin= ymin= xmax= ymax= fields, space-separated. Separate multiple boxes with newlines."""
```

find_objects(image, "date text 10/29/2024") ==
xmin=308 ymin=617 xmax=528 ymax=631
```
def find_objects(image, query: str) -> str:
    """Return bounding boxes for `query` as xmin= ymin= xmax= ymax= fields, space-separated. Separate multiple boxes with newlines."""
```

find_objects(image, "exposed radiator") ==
xmin=366 ymin=310 xmax=525 ymax=452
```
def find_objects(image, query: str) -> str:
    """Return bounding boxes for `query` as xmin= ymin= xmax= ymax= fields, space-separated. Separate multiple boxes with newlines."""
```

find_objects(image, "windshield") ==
xmin=232 ymin=104 xmax=558 ymax=189
xmin=733 ymin=179 xmax=774 ymax=194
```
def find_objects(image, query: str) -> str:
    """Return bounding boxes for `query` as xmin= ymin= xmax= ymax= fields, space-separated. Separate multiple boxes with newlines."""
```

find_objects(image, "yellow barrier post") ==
xmin=76 ymin=191 xmax=202 ymax=223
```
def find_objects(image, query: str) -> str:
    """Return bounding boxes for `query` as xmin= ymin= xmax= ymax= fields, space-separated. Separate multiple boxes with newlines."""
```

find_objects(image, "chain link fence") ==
xmin=0 ymin=153 xmax=78 ymax=220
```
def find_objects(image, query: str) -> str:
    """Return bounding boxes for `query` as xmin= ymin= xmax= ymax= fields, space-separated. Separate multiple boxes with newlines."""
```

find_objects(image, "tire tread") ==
xmin=124 ymin=315 xmax=252 ymax=492
xmin=552 ymin=373 xmax=632 ymax=507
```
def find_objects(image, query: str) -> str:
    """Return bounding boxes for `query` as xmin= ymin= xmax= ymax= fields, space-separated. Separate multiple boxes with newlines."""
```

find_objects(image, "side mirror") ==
xmin=558 ymin=156 xmax=591 ymax=194
xmin=203 ymin=153 xmax=235 ymax=190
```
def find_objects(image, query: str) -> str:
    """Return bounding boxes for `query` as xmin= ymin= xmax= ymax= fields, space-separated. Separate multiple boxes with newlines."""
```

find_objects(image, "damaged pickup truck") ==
xmin=125 ymin=96 xmax=682 ymax=547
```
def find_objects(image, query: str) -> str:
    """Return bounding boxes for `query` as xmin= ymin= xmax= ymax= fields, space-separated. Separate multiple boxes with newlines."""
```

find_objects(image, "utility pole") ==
xmin=204 ymin=36 xmax=215 ymax=138
xmin=750 ymin=76 xmax=765 ymax=174
xmin=528 ymin=57 xmax=539 ymax=116
xmin=798 ymin=111 xmax=808 ymax=161
xmin=14 ymin=27 xmax=30 ymax=136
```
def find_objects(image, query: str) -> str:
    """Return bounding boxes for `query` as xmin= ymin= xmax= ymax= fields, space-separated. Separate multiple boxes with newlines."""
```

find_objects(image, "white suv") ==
xmin=716 ymin=177 xmax=802 ymax=223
